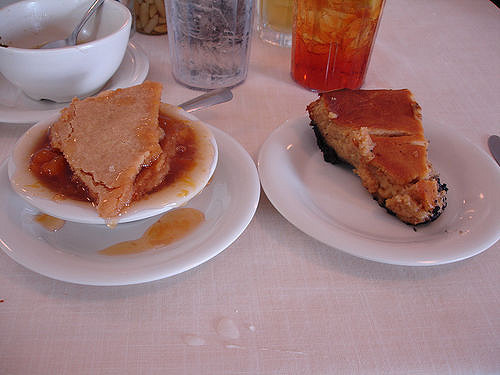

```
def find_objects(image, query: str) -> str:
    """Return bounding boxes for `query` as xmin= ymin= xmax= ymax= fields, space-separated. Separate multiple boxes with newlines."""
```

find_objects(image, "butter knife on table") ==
xmin=488 ymin=135 xmax=500 ymax=167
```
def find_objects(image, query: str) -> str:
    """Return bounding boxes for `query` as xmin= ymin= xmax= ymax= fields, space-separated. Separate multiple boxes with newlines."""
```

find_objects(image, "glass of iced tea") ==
xmin=291 ymin=0 xmax=385 ymax=91
xmin=258 ymin=0 xmax=293 ymax=47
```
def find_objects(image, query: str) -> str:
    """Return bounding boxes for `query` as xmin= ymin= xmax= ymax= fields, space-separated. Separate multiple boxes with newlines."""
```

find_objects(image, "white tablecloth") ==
xmin=0 ymin=0 xmax=499 ymax=374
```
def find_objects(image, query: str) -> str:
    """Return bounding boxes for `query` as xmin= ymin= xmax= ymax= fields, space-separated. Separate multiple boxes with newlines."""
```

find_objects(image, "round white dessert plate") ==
xmin=0 ymin=41 xmax=149 ymax=124
xmin=8 ymin=108 xmax=218 ymax=225
xmin=258 ymin=116 xmax=500 ymax=266
xmin=0 ymin=126 xmax=260 ymax=285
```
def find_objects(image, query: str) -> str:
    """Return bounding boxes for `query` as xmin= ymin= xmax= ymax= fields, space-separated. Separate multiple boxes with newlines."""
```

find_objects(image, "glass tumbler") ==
xmin=165 ymin=0 xmax=254 ymax=90
xmin=257 ymin=0 xmax=293 ymax=47
xmin=291 ymin=0 xmax=385 ymax=91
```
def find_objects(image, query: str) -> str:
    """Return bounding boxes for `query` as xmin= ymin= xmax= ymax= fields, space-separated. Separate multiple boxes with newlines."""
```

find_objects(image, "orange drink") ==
xmin=258 ymin=0 xmax=294 ymax=47
xmin=262 ymin=0 xmax=293 ymax=33
xmin=291 ymin=0 xmax=385 ymax=91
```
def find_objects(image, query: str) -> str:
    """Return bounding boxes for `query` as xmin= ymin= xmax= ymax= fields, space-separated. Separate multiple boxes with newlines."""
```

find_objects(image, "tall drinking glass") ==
xmin=291 ymin=0 xmax=385 ymax=91
xmin=257 ymin=0 xmax=293 ymax=47
xmin=165 ymin=0 xmax=254 ymax=90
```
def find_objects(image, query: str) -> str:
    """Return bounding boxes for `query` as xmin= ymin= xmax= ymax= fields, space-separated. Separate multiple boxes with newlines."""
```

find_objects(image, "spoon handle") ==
xmin=179 ymin=88 xmax=233 ymax=113
xmin=69 ymin=0 xmax=105 ymax=45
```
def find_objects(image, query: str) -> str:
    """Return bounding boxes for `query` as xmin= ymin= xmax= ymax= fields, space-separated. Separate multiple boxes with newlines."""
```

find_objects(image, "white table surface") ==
xmin=1 ymin=0 xmax=499 ymax=374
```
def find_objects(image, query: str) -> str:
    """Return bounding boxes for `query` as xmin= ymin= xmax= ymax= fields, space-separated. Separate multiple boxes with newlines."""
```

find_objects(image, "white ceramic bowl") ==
xmin=7 ymin=105 xmax=218 ymax=225
xmin=0 ymin=0 xmax=131 ymax=103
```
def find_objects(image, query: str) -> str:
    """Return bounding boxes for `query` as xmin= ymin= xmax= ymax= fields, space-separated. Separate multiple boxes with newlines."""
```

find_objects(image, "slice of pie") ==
xmin=49 ymin=81 xmax=164 ymax=218
xmin=307 ymin=88 xmax=447 ymax=225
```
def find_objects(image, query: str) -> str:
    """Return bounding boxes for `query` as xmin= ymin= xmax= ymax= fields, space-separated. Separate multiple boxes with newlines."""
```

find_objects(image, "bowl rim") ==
xmin=0 ymin=0 xmax=132 ymax=53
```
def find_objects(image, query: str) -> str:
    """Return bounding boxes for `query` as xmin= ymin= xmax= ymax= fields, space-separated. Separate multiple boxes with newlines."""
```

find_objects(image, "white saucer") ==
xmin=258 ymin=116 xmax=500 ymax=266
xmin=0 ymin=126 xmax=260 ymax=285
xmin=0 ymin=40 xmax=149 ymax=124
xmin=8 ymin=107 xmax=218 ymax=225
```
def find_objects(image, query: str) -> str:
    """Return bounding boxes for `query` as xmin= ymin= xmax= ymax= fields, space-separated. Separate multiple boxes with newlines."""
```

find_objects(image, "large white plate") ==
xmin=0 ymin=40 xmax=149 ymax=124
xmin=0 ymin=126 xmax=260 ymax=285
xmin=258 ymin=116 xmax=500 ymax=266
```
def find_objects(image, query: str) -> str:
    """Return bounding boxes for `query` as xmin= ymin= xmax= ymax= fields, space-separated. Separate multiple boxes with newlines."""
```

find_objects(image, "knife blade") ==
xmin=488 ymin=135 xmax=500 ymax=167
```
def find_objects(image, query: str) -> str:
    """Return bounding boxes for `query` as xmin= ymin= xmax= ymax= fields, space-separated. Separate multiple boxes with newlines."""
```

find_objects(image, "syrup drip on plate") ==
xmin=99 ymin=208 xmax=204 ymax=256
xmin=34 ymin=214 xmax=65 ymax=232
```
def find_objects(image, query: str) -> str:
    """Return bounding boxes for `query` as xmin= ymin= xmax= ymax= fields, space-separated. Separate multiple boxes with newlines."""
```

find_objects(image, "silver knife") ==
xmin=488 ymin=135 xmax=500 ymax=166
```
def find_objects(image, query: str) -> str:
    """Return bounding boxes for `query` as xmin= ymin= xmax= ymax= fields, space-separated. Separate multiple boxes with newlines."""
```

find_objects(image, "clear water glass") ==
xmin=165 ymin=0 xmax=255 ymax=90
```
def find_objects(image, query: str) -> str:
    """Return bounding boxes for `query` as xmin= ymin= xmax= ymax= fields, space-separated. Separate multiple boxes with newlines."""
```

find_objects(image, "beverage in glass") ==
xmin=291 ymin=0 xmax=385 ymax=91
xmin=257 ymin=0 xmax=293 ymax=47
xmin=165 ymin=0 xmax=254 ymax=90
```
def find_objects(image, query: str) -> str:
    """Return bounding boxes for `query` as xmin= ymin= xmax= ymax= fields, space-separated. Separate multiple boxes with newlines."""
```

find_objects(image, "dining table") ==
xmin=0 ymin=0 xmax=499 ymax=374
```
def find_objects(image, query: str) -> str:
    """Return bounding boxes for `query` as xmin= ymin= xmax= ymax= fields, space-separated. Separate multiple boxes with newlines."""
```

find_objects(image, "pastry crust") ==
xmin=307 ymin=89 xmax=447 ymax=225
xmin=50 ymin=81 xmax=163 ymax=218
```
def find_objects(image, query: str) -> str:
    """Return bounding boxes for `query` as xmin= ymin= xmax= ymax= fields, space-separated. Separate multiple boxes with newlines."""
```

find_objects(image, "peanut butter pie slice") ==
xmin=307 ymin=89 xmax=447 ymax=225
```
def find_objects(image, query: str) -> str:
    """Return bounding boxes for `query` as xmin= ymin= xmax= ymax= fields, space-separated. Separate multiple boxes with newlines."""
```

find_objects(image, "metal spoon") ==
xmin=41 ymin=0 xmax=105 ymax=49
xmin=178 ymin=87 xmax=233 ymax=112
